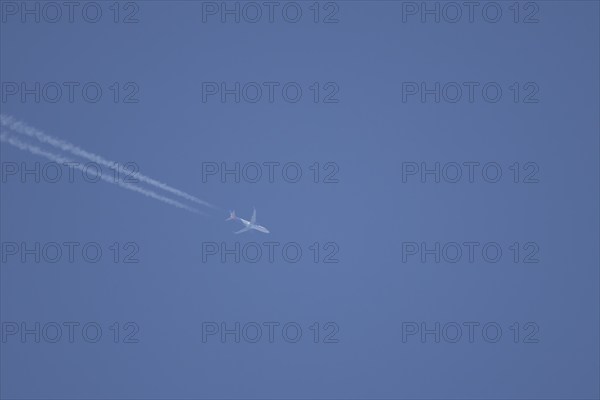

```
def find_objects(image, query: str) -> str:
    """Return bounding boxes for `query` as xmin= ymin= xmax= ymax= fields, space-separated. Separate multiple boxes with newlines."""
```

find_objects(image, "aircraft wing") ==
xmin=234 ymin=226 xmax=251 ymax=234
xmin=251 ymin=208 xmax=256 ymax=224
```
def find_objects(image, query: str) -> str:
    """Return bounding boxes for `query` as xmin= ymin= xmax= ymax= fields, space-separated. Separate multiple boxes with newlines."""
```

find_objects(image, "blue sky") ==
xmin=1 ymin=1 xmax=599 ymax=398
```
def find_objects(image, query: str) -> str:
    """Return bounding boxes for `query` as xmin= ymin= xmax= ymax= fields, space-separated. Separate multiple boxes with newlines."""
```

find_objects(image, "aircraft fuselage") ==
xmin=238 ymin=218 xmax=270 ymax=233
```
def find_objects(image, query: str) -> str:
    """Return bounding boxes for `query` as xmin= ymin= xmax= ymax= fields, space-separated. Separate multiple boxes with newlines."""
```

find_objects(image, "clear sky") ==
xmin=1 ymin=1 xmax=599 ymax=398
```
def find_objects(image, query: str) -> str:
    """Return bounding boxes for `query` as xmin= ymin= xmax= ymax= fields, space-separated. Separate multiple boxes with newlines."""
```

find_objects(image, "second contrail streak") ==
xmin=0 ymin=132 xmax=203 ymax=215
xmin=0 ymin=114 xmax=215 ymax=209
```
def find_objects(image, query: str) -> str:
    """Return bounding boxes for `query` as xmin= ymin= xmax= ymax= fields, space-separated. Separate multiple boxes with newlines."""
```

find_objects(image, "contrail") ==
xmin=0 ymin=114 xmax=216 ymax=209
xmin=0 ymin=131 xmax=204 ymax=215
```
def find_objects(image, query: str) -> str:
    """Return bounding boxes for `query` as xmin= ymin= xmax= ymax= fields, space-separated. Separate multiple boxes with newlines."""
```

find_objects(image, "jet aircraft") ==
xmin=226 ymin=208 xmax=270 ymax=234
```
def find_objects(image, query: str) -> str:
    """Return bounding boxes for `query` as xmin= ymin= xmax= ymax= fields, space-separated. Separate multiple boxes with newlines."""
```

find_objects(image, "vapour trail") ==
xmin=0 ymin=114 xmax=216 ymax=209
xmin=0 ymin=132 xmax=204 ymax=215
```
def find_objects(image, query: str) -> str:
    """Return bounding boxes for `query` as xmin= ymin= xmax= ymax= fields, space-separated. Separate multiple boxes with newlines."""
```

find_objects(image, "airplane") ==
xmin=225 ymin=208 xmax=270 ymax=234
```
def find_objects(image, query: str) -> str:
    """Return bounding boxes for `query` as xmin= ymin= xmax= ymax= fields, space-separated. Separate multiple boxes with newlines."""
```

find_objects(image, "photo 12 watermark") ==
xmin=1 ymin=2 xmax=140 ymax=24
xmin=200 ymin=2 xmax=340 ymax=24
xmin=201 ymin=321 xmax=340 ymax=343
xmin=401 ymin=321 xmax=540 ymax=344
xmin=1 ymin=241 xmax=140 ymax=264
xmin=1 ymin=81 xmax=140 ymax=104
xmin=1 ymin=321 xmax=140 ymax=343
xmin=400 ymin=2 xmax=540 ymax=24
xmin=201 ymin=81 xmax=340 ymax=104
xmin=401 ymin=81 xmax=540 ymax=104
xmin=400 ymin=241 xmax=540 ymax=264
xmin=1 ymin=161 xmax=141 ymax=184
xmin=401 ymin=162 xmax=540 ymax=184
xmin=200 ymin=161 xmax=340 ymax=184
xmin=201 ymin=241 xmax=340 ymax=264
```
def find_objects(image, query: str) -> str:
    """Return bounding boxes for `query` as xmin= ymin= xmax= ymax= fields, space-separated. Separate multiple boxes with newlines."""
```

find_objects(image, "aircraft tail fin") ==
xmin=225 ymin=210 xmax=236 ymax=221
